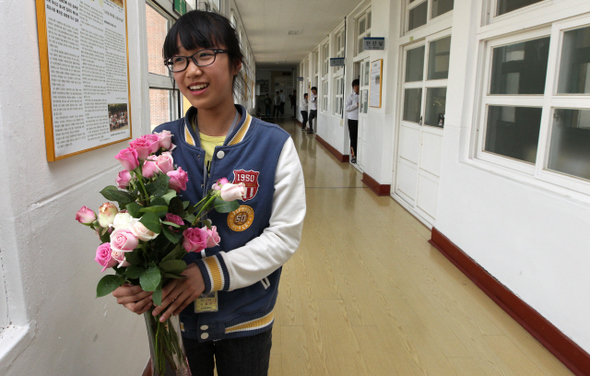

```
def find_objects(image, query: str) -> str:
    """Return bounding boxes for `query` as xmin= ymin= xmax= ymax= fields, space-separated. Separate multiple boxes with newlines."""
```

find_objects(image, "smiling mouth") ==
xmin=189 ymin=84 xmax=209 ymax=90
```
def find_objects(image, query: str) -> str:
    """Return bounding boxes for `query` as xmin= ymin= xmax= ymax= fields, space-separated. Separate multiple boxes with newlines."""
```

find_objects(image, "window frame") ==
xmin=473 ymin=14 xmax=590 ymax=195
xmin=355 ymin=8 xmax=372 ymax=56
xmin=403 ymin=0 xmax=454 ymax=34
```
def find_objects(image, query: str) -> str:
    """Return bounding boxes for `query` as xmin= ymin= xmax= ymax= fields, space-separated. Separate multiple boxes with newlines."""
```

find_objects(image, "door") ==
xmin=357 ymin=58 xmax=371 ymax=169
xmin=393 ymin=35 xmax=450 ymax=226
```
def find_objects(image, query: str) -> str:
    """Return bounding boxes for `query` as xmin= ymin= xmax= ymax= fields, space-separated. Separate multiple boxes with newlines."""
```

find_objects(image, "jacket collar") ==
xmin=182 ymin=105 xmax=253 ymax=148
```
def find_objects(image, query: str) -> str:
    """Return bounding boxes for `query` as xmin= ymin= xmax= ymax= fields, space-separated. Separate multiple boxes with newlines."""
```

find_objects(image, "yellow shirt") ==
xmin=200 ymin=133 xmax=226 ymax=171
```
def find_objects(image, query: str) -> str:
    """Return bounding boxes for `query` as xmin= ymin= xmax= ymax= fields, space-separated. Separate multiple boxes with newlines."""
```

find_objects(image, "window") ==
xmin=146 ymin=3 xmax=181 ymax=130
xmin=322 ymin=43 xmax=330 ymax=77
xmin=322 ymin=80 xmax=329 ymax=112
xmin=402 ymin=35 xmax=451 ymax=128
xmin=476 ymin=20 xmax=590 ymax=191
xmin=405 ymin=0 xmax=454 ymax=32
xmin=356 ymin=9 xmax=372 ymax=55
xmin=334 ymin=76 xmax=344 ymax=116
xmin=496 ymin=0 xmax=544 ymax=16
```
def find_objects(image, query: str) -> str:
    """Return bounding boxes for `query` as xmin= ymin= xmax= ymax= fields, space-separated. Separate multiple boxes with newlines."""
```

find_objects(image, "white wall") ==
xmin=437 ymin=0 xmax=590 ymax=351
xmin=0 ymin=2 xmax=151 ymax=374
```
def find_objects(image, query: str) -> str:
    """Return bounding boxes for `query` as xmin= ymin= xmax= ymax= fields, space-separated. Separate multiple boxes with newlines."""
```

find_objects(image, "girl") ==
xmin=112 ymin=10 xmax=306 ymax=376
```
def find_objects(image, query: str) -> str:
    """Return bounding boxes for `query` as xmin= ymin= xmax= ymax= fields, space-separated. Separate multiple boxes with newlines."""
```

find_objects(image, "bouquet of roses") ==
xmin=75 ymin=131 xmax=244 ymax=375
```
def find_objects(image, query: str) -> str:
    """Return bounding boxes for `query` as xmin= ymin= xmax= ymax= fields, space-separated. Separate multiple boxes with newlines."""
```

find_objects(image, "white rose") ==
xmin=111 ymin=213 xmax=133 ymax=231
xmin=129 ymin=218 xmax=159 ymax=242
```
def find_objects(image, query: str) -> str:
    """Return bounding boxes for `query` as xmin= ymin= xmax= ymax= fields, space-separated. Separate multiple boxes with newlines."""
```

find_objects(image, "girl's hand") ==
xmin=112 ymin=284 xmax=153 ymax=315
xmin=151 ymin=263 xmax=206 ymax=322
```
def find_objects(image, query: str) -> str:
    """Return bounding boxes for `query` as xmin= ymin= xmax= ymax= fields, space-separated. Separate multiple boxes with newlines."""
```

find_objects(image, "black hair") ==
xmin=304 ymin=93 xmax=308 ymax=97
xmin=311 ymin=86 xmax=317 ymax=91
xmin=352 ymin=79 xmax=360 ymax=87
xmin=163 ymin=11 xmax=245 ymax=90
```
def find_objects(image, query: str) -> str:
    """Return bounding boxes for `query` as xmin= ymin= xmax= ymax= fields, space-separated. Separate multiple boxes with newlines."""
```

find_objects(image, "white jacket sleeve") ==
xmin=217 ymin=137 xmax=306 ymax=290
xmin=345 ymin=93 xmax=358 ymax=113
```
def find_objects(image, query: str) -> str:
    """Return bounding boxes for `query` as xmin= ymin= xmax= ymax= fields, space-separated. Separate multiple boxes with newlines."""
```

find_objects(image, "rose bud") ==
xmin=220 ymin=182 xmax=246 ymax=201
xmin=111 ymin=250 xmax=130 ymax=268
xmin=130 ymin=134 xmax=160 ymax=160
xmin=182 ymin=227 xmax=209 ymax=253
xmin=115 ymin=147 xmax=139 ymax=171
xmin=212 ymin=177 xmax=230 ymax=191
xmin=111 ymin=212 xmax=133 ymax=231
xmin=167 ymin=167 xmax=188 ymax=192
xmin=204 ymin=226 xmax=221 ymax=248
xmin=116 ymin=170 xmax=132 ymax=189
xmin=98 ymin=202 xmax=119 ymax=228
xmin=156 ymin=130 xmax=173 ymax=150
xmin=110 ymin=229 xmax=139 ymax=253
xmin=95 ymin=243 xmax=117 ymax=272
xmin=129 ymin=218 xmax=159 ymax=242
xmin=76 ymin=206 xmax=96 ymax=224
xmin=142 ymin=157 xmax=160 ymax=179
xmin=155 ymin=152 xmax=174 ymax=174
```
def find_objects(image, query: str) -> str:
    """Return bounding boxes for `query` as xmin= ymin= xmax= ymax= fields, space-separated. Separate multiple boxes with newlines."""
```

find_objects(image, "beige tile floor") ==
xmin=268 ymin=118 xmax=574 ymax=376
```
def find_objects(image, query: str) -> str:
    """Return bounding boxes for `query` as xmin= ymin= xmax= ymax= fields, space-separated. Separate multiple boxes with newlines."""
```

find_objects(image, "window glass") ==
xmin=425 ymin=88 xmax=446 ymax=127
xmin=485 ymin=106 xmax=542 ymax=163
xmin=547 ymin=109 xmax=590 ymax=180
xmin=150 ymin=89 xmax=176 ymax=130
xmin=432 ymin=0 xmax=454 ymax=18
xmin=406 ymin=46 xmax=425 ymax=82
xmin=146 ymin=5 xmax=169 ymax=76
xmin=409 ymin=2 xmax=428 ymax=31
xmin=490 ymin=37 xmax=550 ymax=95
xmin=404 ymin=88 xmax=423 ymax=123
xmin=558 ymin=26 xmax=590 ymax=94
xmin=497 ymin=0 xmax=544 ymax=16
xmin=428 ymin=37 xmax=451 ymax=80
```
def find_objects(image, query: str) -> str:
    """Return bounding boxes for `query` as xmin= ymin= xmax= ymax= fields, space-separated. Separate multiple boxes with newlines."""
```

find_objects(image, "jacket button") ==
xmin=216 ymin=150 xmax=225 ymax=159
xmin=200 ymin=325 xmax=209 ymax=330
xmin=201 ymin=333 xmax=209 ymax=340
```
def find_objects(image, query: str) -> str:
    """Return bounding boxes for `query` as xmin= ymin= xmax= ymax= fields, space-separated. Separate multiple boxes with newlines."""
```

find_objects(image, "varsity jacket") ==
xmin=153 ymin=105 xmax=306 ymax=342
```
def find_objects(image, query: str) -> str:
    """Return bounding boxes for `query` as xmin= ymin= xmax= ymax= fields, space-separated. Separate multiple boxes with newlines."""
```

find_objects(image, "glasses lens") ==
xmin=196 ymin=50 xmax=216 ymax=66
xmin=171 ymin=56 xmax=188 ymax=72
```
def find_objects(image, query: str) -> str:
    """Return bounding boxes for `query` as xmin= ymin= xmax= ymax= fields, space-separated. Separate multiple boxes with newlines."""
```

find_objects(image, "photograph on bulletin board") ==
xmin=36 ymin=0 xmax=132 ymax=161
xmin=369 ymin=59 xmax=383 ymax=108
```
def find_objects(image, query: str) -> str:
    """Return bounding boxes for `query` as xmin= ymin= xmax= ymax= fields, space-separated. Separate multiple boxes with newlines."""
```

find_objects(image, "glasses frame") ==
xmin=164 ymin=49 xmax=228 ymax=73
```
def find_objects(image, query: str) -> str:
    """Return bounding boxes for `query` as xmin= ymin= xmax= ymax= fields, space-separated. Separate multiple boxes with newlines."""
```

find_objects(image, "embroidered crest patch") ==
xmin=233 ymin=169 xmax=260 ymax=202
xmin=227 ymin=205 xmax=255 ymax=232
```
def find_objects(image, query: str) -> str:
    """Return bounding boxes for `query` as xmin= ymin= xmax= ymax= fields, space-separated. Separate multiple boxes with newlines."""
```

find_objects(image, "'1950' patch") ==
xmin=227 ymin=205 xmax=254 ymax=232
xmin=233 ymin=169 xmax=259 ymax=201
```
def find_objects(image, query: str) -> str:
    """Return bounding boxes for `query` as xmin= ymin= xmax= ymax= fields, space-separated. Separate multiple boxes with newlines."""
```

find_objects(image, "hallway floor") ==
xmin=268 ymin=119 xmax=573 ymax=375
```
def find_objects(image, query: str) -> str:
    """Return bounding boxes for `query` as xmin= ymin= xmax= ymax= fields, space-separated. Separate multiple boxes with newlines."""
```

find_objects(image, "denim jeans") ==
xmin=183 ymin=329 xmax=272 ymax=376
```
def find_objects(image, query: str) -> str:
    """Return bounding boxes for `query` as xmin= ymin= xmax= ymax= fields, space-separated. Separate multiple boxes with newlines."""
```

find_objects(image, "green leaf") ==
xmin=162 ymin=226 xmax=183 ymax=244
xmin=96 ymin=275 xmax=125 ymax=298
xmin=214 ymin=197 xmax=240 ymax=213
xmin=99 ymin=229 xmax=111 ymax=243
xmin=100 ymin=186 xmax=134 ymax=207
xmin=140 ymin=205 xmax=168 ymax=214
xmin=125 ymin=250 xmax=143 ymax=266
xmin=152 ymin=286 xmax=162 ymax=306
xmin=140 ymin=266 xmax=162 ymax=292
xmin=161 ymin=189 xmax=178 ymax=204
xmin=126 ymin=202 xmax=142 ymax=218
xmin=124 ymin=265 xmax=143 ymax=279
xmin=161 ymin=244 xmax=187 ymax=263
xmin=146 ymin=173 xmax=170 ymax=197
xmin=184 ymin=214 xmax=196 ymax=225
xmin=201 ymin=218 xmax=212 ymax=228
xmin=139 ymin=212 xmax=161 ymax=233
xmin=159 ymin=260 xmax=186 ymax=275
xmin=168 ymin=197 xmax=185 ymax=216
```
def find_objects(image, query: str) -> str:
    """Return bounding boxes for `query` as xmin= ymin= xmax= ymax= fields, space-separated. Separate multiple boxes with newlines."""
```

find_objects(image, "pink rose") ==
xmin=129 ymin=134 xmax=160 ymax=160
xmin=212 ymin=177 xmax=229 ymax=191
xmin=116 ymin=170 xmax=132 ymax=189
xmin=98 ymin=202 xmax=119 ymax=228
xmin=111 ymin=250 xmax=130 ymax=268
xmin=220 ymin=182 xmax=246 ymax=201
xmin=110 ymin=228 xmax=139 ymax=253
xmin=95 ymin=243 xmax=117 ymax=272
xmin=167 ymin=167 xmax=188 ymax=192
xmin=129 ymin=218 xmax=159 ymax=241
xmin=204 ymin=226 xmax=221 ymax=248
xmin=115 ymin=147 xmax=139 ymax=171
xmin=156 ymin=130 xmax=173 ymax=150
xmin=155 ymin=152 xmax=174 ymax=174
xmin=75 ymin=206 xmax=96 ymax=224
xmin=182 ymin=227 xmax=209 ymax=253
xmin=142 ymin=157 xmax=160 ymax=179
xmin=165 ymin=213 xmax=184 ymax=227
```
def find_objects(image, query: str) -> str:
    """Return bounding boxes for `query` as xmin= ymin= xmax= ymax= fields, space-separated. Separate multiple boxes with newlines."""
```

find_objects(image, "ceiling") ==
xmin=232 ymin=0 xmax=362 ymax=70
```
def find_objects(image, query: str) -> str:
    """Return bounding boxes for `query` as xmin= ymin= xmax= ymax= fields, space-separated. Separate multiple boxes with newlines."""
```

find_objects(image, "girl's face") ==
xmin=172 ymin=44 xmax=241 ymax=112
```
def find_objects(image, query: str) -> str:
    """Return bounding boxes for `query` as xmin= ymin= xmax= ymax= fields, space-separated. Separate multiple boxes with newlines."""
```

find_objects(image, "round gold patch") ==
xmin=227 ymin=205 xmax=254 ymax=232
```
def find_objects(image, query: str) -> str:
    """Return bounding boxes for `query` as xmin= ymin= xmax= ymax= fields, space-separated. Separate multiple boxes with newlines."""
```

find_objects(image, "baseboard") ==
xmin=430 ymin=228 xmax=590 ymax=376
xmin=361 ymin=172 xmax=390 ymax=196
xmin=315 ymin=135 xmax=349 ymax=163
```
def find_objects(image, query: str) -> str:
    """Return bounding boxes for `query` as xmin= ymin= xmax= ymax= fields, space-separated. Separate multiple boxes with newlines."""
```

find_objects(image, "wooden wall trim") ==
xmin=315 ymin=135 xmax=349 ymax=163
xmin=430 ymin=227 xmax=590 ymax=376
xmin=361 ymin=173 xmax=390 ymax=196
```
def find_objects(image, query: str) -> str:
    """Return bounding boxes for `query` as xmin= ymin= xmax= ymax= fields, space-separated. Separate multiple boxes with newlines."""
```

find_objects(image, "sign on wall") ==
xmin=363 ymin=37 xmax=385 ymax=51
xmin=369 ymin=59 xmax=383 ymax=108
xmin=36 ymin=0 xmax=132 ymax=161
xmin=330 ymin=58 xmax=345 ymax=67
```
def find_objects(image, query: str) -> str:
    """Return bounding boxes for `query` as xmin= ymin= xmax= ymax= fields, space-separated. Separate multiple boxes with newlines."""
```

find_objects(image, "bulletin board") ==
xmin=369 ymin=59 xmax=383 ymax=108
xmin=36 ymin=0 xmax=132 ymax=161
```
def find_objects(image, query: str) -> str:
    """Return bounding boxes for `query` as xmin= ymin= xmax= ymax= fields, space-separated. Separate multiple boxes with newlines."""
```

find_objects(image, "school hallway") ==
xmin=267 ymin=118 xmax=574 ymax=376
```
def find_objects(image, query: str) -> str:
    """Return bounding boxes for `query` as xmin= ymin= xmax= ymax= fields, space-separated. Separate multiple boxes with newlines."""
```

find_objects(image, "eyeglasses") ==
xmin=164 ymin=49 xmax=228 ymax=73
